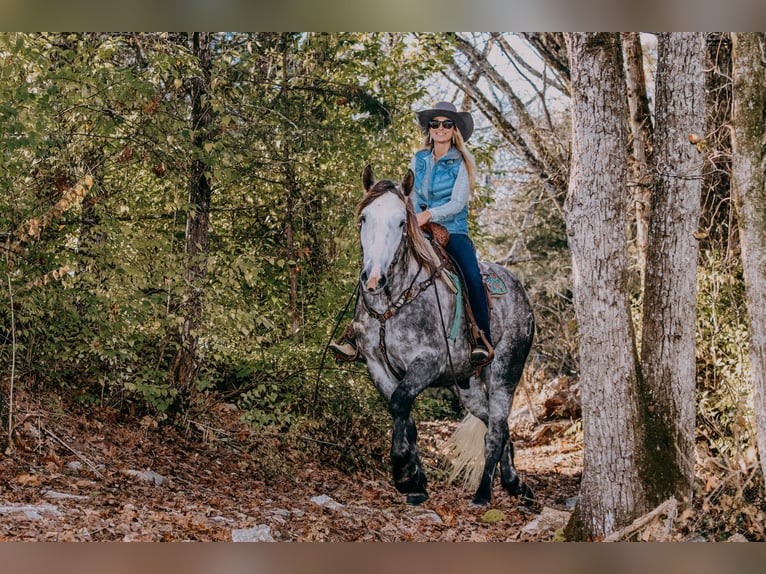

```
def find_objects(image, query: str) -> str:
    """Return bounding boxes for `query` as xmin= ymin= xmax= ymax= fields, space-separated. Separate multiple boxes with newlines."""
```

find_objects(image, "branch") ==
xmin=4 ymin=261 xmax=16 ymax=453
xmin=603 ymin=497 xmax=678 ymax=542
xmin=43 ymin=427 xmax=105 ymax=480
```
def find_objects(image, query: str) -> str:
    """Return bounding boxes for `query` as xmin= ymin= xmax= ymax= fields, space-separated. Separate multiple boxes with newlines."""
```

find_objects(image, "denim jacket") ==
xmin=409 ymin=147 xmax=470 ymax=235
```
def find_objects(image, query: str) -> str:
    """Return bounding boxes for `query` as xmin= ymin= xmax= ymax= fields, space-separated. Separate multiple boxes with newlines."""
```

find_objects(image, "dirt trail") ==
xmin=0 ymin=398 xmax=582 ymax=542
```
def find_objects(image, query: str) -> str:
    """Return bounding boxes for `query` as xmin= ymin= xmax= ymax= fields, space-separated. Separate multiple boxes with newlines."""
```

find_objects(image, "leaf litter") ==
xmin=0 ymin=391 xmax=585 ymax=541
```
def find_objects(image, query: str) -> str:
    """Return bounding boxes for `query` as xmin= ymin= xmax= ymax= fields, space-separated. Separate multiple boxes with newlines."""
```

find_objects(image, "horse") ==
xmin=349 ymin=165 xmax=535 ymax=506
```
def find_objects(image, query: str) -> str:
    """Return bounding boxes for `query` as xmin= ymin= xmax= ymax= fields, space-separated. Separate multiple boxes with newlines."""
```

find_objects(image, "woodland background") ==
xmin=0 ymin=32 xmax=762 ymax=541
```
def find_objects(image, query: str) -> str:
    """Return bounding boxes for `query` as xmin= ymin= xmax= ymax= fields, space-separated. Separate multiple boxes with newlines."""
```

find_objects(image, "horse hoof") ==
xmin=471 ymin=495 xmax=490 ymax=507
xmin=406 ymin=493 xmax=429 ymax=506
xmin=519 ymin=483 xmax=535 ymax=506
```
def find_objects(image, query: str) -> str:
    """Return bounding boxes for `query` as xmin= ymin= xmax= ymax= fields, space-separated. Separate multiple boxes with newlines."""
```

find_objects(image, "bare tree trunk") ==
xmin=170 ymin=32 xmax=214 ymax=403
xmin=731 ymin=32 xmax=766 ymax=490
xmin=622 ymin=32 xmax=654 ymax=280
xmin=639 ymin=33 xmax=705 ymax=507
xmin=563 ymin=33 xmax=647 ymax=540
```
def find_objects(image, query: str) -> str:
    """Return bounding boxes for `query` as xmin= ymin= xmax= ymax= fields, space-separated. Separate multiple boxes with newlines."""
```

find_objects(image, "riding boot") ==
xmin=328 ymin=325 xmax=364 ymax=363
xmin=468 ymin=303 xmax=494 ymax=367
xmin=444 ymin=234 xmax=494 ymax=367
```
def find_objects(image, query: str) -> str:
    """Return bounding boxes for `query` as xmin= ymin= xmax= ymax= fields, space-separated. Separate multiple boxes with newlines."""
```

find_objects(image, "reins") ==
xmin=359 ymin=259 xmax=439 ymax=381
xmin=312 ymin=281 xmax=360 ymax=414
xmin=325 ymin=184 xmax=462 ymax=390
xmin=433 ymin=277 xmax=464 ymax=390
xmin=357 ymin=192 xmax=460 ymax=386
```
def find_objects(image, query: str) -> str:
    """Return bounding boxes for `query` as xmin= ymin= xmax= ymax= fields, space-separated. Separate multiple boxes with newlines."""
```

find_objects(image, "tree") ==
xmin=564 ymin=32 xmax=705 ymax=539
xmin=170 ymin=32 xmax=215 ymax=404
xmin=563 ymin=32 xmax=646 ymax=539
xmin=622 ymin=32 xmax=654 ymax=279
xmin=0 ymin=32 xmax=435 ymax=425
xmin=731 ymin=32 xmax=766 ymax=490
xmin=639 ymin=32 xmax=705 ymax=507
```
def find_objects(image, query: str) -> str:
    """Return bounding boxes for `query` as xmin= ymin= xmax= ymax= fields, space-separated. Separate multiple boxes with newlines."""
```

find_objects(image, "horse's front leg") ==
xmin=388 ymin=354 xmax=440 ymax=505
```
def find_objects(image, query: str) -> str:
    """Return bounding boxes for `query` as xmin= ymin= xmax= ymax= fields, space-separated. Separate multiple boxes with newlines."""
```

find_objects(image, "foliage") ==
xmin=2 ymin=34 xmax=764 ymax=542
xmin=695 ymin=250 xmax=753 ymax=455
xmin=0 ymin=33 xmax=438 ymax=447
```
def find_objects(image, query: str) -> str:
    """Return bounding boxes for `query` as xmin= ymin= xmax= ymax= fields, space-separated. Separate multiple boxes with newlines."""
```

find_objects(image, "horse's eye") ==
xmin=399 ymin=220 xmax=406 ymax=228
xmin=359 ymin=216 xmax=366 ymax=225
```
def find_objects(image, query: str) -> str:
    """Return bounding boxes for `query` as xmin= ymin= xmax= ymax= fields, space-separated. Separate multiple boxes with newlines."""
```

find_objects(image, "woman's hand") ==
xmin=416 ymin=210 xmax=432 ymax=228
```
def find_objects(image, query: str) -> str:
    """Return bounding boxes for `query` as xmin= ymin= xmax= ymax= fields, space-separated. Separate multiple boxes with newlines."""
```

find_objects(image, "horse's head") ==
xmin=356 ymin=165 xmax=415 ymax=294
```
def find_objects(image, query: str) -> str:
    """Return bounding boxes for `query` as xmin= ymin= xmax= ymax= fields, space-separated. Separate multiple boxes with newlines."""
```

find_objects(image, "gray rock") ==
xmin=310 ymin=494 xmax=344 ymax=510
xmin=232 ymin=524 xmax=275 ymax=542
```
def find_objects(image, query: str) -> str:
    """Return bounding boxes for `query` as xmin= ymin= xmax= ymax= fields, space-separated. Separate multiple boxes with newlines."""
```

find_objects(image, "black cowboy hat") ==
xmin=416 ymin=101 xmax=474 ymax=142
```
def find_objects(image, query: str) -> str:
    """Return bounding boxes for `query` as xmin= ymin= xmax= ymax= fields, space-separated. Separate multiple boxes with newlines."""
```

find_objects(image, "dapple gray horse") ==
xmin=350 ymin=165 xmax=535 ymax=506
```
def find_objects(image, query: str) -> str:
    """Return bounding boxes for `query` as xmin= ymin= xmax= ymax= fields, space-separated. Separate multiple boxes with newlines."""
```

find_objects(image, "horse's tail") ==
xmin=445 ymin=413 xmax=486 ymax=491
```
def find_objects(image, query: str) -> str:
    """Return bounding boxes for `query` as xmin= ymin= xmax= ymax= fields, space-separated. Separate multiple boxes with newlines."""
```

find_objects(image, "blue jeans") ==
xmin=445 ymin=234 xmax=492 ymax=347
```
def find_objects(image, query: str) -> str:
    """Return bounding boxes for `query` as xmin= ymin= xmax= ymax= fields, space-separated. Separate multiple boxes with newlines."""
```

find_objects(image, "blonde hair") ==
xmin=421 ymin=127 xmax=477 ymax=195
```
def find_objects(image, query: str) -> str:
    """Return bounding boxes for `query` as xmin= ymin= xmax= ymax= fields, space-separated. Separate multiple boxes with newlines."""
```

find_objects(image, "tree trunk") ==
xmin=621 ymin=32 xmax=654 ymax=280
xmin=563 ymin=33 xmax=647 ymax=540
xmin=731 ymin=32 xmax=766 ymax=490
xmin=283 ymin=157 xmax=301 ymax=336
xmin=170 ymin=32 xmax=214 ymax=402
xmin=639 ymin=33 xmax=705 ymax=507
xmin=279 ymin=35 xmax=302 ymax=336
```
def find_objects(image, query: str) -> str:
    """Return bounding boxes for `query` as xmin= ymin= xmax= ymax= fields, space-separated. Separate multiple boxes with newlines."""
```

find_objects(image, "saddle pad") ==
xmin=483 ymin=270 xmax=508 ymax=296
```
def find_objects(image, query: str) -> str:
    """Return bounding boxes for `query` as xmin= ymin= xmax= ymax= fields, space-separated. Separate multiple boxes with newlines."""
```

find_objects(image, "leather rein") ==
xmin=358 ymin=208 xmax=447 ymax=382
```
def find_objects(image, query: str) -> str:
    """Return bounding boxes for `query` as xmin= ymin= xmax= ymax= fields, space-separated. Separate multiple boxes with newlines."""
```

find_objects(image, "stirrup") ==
xmin=470 ymin=330 xmax=495 ymax=368
xmin=470 ymin=345 xmax=491 ymax=365
xmin=328 ymin=340 xmax=359 ymax=362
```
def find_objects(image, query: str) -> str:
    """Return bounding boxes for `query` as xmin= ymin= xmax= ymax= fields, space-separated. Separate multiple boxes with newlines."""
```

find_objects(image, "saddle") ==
xmin=423 ymin=222 xmax=496 ymax=369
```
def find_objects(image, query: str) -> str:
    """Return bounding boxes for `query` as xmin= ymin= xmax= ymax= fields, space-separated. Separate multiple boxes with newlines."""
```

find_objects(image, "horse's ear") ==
xmin=362 ymin=164 xmax=375 ymax=194
xmin=401 ymin=169 xmax=414 ymax=197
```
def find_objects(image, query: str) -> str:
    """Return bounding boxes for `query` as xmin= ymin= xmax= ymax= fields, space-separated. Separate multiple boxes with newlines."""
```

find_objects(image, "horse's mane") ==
xmin=356 ymin=180 xmax=441 ymax=275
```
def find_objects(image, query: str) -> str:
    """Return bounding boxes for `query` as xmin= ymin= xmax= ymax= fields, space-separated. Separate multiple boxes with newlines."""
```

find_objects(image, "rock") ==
xmin=124 ymin=468 xmax=166 ymax=485
xmin=409 ymin=508 xmax=443 ymax=524
xmin=44 ymin=490 xmax=89 ymax=501
xmin=521 ymin=507 xmax=571 ymax=538
xmin=0 ymin=504 xmax=61 ymax=519
xmin=310 ymin=494 xmax=344 ymax=510
xmin=232 ymin=524 xmax=275 ymax=542
xmin=727 ymin=533 xmax=748 ymax=542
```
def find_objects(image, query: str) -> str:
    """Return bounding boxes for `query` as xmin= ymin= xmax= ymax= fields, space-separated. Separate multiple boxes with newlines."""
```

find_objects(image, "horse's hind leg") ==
xmin=472 ymin=356 xmax=533 ymax=506
xmin=500 ymin=437 xmax=534 ymax=504
xmin=472 ymin=413 xmax=506 ymax=506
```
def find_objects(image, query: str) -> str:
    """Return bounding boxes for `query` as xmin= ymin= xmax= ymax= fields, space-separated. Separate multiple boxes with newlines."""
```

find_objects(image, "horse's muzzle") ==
xmin=361 ymin=269 xmax=387 ymax=293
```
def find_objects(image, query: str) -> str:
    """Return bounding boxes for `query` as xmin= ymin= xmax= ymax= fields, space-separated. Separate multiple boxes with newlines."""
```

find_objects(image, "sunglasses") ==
xmin=428 ymin=119 xmax=455 ymax=130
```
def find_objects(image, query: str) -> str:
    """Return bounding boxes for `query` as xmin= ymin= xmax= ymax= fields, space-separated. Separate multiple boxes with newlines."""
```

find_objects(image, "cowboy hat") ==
xmin=416 ymin=101 xmax=474 ymax=142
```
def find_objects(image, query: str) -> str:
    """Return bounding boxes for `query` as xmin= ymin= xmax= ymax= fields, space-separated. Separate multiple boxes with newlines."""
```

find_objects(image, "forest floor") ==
xmin=0 ymin=390 xmax=583 ymax=542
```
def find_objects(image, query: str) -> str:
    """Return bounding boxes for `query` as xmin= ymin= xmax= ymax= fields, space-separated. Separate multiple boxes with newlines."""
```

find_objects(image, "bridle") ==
xmin=357 ymin=189 xmax=450 ymax=382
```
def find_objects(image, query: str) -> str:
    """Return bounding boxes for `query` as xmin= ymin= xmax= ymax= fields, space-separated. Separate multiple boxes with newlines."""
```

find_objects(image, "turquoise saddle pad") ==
xmin=483 ymin=270 xmax=508 ymax=296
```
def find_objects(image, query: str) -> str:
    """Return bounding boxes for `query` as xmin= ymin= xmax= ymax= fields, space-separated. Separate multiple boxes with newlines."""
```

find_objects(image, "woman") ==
xmin=330 ymin=101 xmax=493 ymax=365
